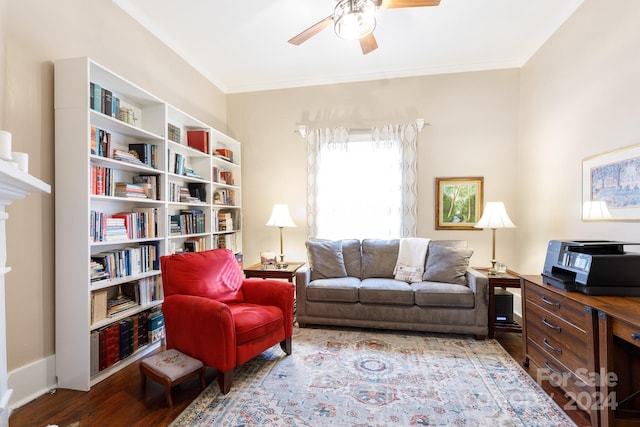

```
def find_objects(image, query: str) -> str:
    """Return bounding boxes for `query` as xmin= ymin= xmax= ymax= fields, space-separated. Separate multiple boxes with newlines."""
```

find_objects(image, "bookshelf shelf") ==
xmin=55 ymin=56 xmax=243 ymax=391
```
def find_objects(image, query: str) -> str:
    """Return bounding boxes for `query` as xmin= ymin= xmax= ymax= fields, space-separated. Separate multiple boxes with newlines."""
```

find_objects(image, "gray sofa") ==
xmin=295 ymin=238 xmax=489 ymax=338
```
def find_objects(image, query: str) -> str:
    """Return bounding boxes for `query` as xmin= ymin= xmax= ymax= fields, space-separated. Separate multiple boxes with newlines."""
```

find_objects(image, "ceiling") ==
xmin=113 ymin=0 xmax=583 ymax=94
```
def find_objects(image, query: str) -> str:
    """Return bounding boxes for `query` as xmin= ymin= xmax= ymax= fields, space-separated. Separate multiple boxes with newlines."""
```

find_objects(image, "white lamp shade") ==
xmin=266 ymin=204 xmax=296 ymax=228
xmin=474 ymin=202 xmax=516 ymax=229
xmin=582 ymin=200 xmax=612 ymax=220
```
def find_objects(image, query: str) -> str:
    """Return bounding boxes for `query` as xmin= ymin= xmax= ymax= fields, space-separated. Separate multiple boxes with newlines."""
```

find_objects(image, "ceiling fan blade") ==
xmin=377 ymin=0 xmax=440 ymax=9
xmin=288 ymin=16 xmax=334 ymax=46
xmin=360 ymin=33 xmax=378 ymax=55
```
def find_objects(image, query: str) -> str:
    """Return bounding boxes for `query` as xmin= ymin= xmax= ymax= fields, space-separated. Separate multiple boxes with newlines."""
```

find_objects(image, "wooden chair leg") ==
xmin=218 ymin=370 xmax=234 ymax=394
xmin=198 ymin=366 xmax=206 ymax=390
xmin=280 ymin=337 xmax=292 ymax=355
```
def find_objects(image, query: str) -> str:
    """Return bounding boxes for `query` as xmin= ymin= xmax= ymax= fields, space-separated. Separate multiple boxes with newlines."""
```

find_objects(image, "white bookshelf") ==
xmin=54 ymin=57 xmax=242 ymax=391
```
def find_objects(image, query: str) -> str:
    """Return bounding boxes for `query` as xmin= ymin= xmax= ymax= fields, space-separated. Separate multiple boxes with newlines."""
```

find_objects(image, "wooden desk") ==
xmin=475 ymin=268 xmax=522 ymax=339
xmin=243 ymin=262 xmax=305 ymax=282
xmin=521 ymin=275 xmax=640 ymax=427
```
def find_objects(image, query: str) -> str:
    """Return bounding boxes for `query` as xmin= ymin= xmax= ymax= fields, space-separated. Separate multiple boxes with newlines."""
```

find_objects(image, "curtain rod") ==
xmin=294 ymin=118 xmax=429 ymax=138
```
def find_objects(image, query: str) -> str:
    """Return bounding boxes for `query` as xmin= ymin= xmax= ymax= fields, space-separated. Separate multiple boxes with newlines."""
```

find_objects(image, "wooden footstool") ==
xmin=140 ymin=348 xmax=206 ymax=408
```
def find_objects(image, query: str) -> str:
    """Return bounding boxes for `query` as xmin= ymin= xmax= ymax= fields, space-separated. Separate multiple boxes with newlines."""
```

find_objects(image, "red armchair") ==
xmin=160 ymin=249 xmax=294 ymax=393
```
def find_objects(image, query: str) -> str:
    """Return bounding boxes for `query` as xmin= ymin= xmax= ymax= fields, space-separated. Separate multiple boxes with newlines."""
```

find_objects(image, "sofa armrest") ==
xmin=242 ymin=278 xmax=295 ymax=338
xmin=466 ymin=268 xmax=489 ymax=330
xmin=162 ymin=294 xmax=236 ymax=371
xmin=295 ymin=267 xmax=311 ymax=317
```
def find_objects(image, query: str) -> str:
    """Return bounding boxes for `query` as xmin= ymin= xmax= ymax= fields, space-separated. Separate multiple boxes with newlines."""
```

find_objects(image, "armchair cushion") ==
xmin=161 ymin=249 xmax=244 ymax=303
xmin=229 ymin=303 xmax=284 ymax=345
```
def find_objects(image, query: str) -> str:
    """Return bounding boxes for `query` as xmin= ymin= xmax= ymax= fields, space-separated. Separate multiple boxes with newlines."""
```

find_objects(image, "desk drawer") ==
xmin=525 ymin=282 xmax=590 ymax=330
xmin=613 ymin=317 xmax=640 ymax=349
xmin=526 ymin=300 xmax=588 ymax=370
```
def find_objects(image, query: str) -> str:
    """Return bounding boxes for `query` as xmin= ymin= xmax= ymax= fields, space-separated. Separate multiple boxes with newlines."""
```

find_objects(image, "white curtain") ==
xmin=305 ymin=123 xmax=419 ymax=240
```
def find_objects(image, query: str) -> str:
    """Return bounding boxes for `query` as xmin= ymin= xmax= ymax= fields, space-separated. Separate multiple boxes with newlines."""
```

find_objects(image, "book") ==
xmin=148 ymin=310 xmax=165 ymax=344
xmin=186 ymin=129 xmax=209 ymax=153
xmin=104 ymin=323 xmax=120 ymax=368
xmin=91 ymin=289 xmax=108 ymax=324
xmin=119 ymin=319 xmax=131 ymax=360
xmin=102 ymin=88 xmax=113 ymax=117
xmin=98 ymin=328 xmax=107 ymax=371
xmin=90 ymin=330 xmax=99 ymax=376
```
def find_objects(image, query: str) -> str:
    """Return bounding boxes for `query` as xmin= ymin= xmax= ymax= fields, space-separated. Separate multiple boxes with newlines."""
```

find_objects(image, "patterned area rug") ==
xmin=171 ymin=327 xmax=576 ymax=426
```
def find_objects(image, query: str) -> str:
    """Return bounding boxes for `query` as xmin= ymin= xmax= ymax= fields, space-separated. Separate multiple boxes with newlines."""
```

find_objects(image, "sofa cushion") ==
xmin=341 ymin=239 xmax=362 ymax=278
xmin=360 ymin=278 xmax=414 ymax=305
xmin=413 ymin=282 xmax=475 ymax=308
xmin=361 ymin=239 xmax=399 ymax=279
xmin=306 ymin=240 xmax=348 ymax=281
xmin=307 ymin=277 xmax=360 ymax=303
xmin=423 ymin=245 xmax=473 ymax=285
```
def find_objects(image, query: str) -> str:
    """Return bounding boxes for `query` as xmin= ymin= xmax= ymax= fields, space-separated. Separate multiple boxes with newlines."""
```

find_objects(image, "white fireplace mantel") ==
xmin=0 ymin=160 xmax=50 ymax=426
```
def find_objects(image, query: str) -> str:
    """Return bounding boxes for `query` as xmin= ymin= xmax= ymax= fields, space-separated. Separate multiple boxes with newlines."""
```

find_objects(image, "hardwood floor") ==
xmin=9 ymin=331 xmax=592 ymax=427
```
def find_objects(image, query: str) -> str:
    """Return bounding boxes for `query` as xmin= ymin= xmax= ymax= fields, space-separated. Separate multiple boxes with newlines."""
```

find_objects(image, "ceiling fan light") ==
xmin=334 ymin=0 xmax=377 ymax=40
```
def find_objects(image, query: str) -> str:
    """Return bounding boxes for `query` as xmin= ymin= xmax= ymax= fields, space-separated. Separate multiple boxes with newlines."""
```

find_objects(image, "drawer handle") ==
xmin=632 ymin=332 xmax=640 ymax=342
xmin=543 ymin=360 xmax=561 ymax=375
xmin=542 ymin=317 xmax=562 ymax=332
xmin=540 ymin=295 xmax=561 ymax=308
xmin=543 ymin=338 xmax=563 ymax=354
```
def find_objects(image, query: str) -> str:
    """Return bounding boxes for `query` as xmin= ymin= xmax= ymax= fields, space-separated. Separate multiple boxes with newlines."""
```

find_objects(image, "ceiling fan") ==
xmin=288 ymin=0 xmax=441 ymax=55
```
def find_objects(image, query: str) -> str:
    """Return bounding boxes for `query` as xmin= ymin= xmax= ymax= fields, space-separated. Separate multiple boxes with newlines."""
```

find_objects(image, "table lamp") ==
xmin=474 ymin=201 xmax=515 ymax=275
xmin=266 ymin=204 xmax=296 ymax=268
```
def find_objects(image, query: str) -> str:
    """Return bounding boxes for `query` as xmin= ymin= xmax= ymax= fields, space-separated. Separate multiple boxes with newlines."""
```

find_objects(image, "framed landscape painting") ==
xmin=435 ymin=177 xmax=484 ymax=230
xmin=582 ymin=143 xmax=640 ymax=221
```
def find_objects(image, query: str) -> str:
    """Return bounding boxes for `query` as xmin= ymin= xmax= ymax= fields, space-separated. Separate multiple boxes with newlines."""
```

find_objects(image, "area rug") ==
xmin=170 ymin=327 xmax=576 ymax=426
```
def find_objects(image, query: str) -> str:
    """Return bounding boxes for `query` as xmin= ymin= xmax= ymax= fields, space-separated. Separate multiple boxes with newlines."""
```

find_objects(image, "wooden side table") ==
xmin=243 ymin=262 xmax=305 ymax=283
xmin=475 ymin=268 xmax=522 ymax=339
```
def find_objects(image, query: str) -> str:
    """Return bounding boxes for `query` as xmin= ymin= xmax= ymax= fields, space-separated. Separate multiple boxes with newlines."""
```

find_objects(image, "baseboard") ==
xmin=7 ymin=354 xmax=57 ymax=413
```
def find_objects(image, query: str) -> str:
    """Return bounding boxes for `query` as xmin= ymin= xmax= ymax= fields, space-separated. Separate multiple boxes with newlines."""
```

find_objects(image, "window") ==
xmin=306 ymin=125 xmax=419 ymax=240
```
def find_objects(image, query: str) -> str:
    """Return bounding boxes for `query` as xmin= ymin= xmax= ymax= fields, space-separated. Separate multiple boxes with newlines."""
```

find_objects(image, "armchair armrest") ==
xmin=242 ymin=279 xmax=295 ymax=337
xmin=162 ymin=294 xmax=237 ymax=371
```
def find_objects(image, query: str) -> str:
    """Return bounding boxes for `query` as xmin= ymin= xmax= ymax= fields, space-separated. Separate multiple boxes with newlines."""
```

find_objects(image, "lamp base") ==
xmin=276 ymin=261 xmax=288 ymax=269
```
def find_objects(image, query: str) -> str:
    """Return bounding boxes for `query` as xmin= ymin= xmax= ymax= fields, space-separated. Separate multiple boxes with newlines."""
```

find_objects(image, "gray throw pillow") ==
xmin=361 ymin=239 xmax=399 ymax=279
xmin=306 ymin=240 xmax=348 ymax=281
xmin=340 ymin=239 xmax=362 ymax=278
xmin=423 ymin=245 xmax=473 ymax=285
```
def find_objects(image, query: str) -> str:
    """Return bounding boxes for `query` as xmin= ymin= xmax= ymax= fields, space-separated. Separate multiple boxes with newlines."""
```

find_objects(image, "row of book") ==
xmin=213 ymin=189 xmax=236 ymax=206
xmin=212 ymin=168 xmax=234 ymax=185
xmin=167 ymin=123 xmax=181 ymax=143
xmin=128 ymin=143 xmax=159 ymax=169
xmin=215 ymin=233 xmax=238 ymax=252
xmin=183 ymin=236 xmax=207 ymax=252
xmin=89 ymin=309 xmax=164 ymax=375
xmin=214 ymin=148 xmax=234 ymax=163
xmin=169 ymin=210 xmax=206 ymax=235
xmin=90 ymin=126 xmax=112 ymax=158
xmin=91 ymin=242 xmax=160 ymax=281
xmin=90 ymin=209 xmax=158 ymax=242
xmin=215 ymin=210 xmax=235 ymax=232
xmin=90 ymin=82 xmax=139 ymax=127
xmin=168 ymin=151 xmax=200 ymax=178
xmin=90 ymin=82 xmax=120 ymax=120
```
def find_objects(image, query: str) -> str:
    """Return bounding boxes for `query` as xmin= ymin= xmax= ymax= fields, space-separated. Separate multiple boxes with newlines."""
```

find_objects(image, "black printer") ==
xmin=542 ymin=240 xmax=640 ymax=296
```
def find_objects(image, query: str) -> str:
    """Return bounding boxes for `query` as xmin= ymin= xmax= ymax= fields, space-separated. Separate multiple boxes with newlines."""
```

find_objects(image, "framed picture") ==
xmin=582 ymin=143 xmax=640 ymax=221
xmin=435 ymin=177 xmax=484 ymax=230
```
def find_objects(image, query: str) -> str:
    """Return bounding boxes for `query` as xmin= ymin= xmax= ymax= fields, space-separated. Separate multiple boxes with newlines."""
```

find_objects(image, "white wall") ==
xmin=517 ymin=0 xmax=640 ymax=273
xmin=228 ymin=70 xmax=521 ymax=269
